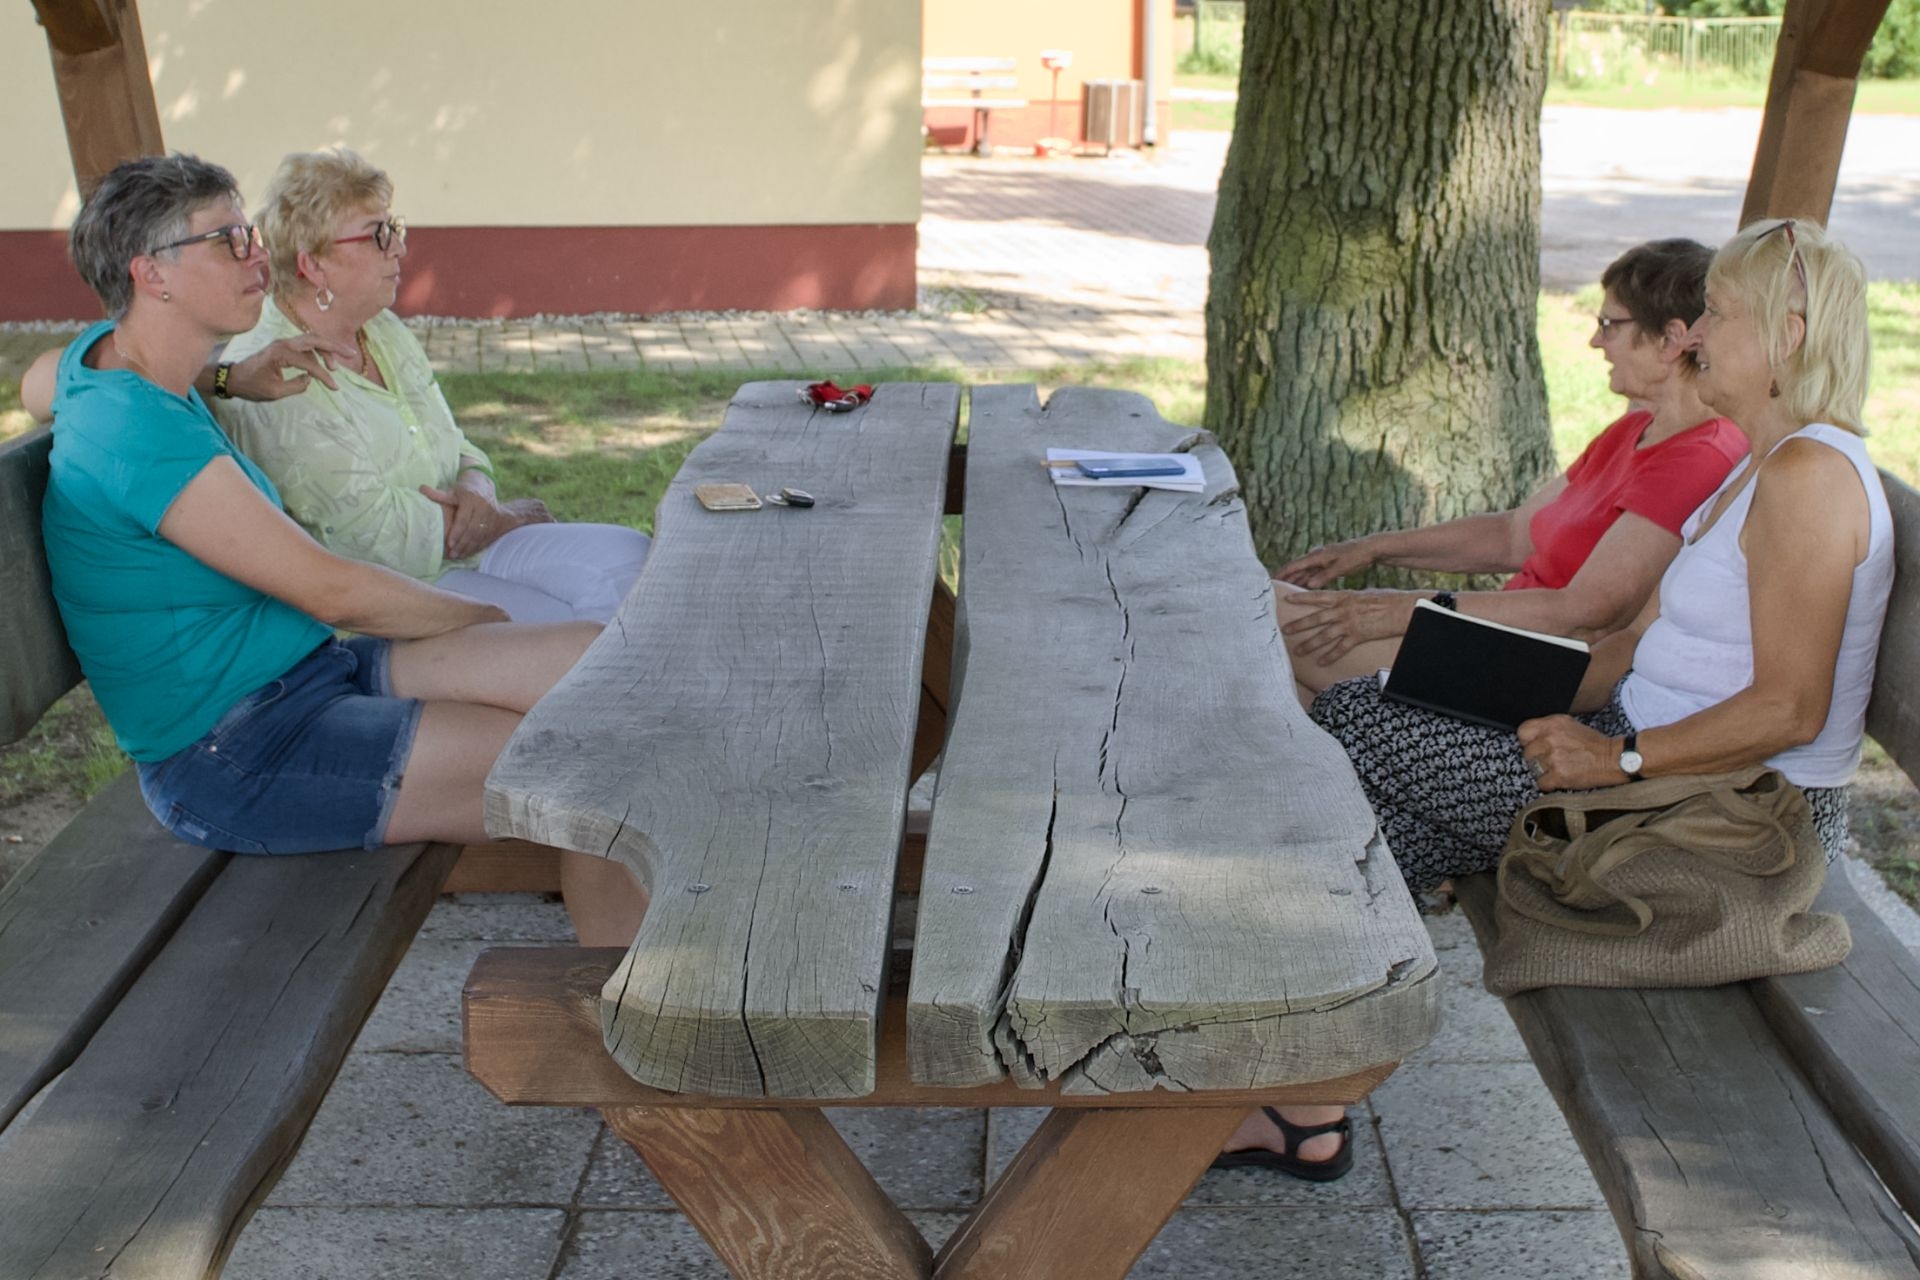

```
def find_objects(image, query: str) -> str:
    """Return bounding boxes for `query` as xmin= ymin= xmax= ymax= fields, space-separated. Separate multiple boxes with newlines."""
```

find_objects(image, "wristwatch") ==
xmin=212 ymin=362 xmax=234 ymax=399
xmin=1619 ymin=732 xmax=1645 ymax=780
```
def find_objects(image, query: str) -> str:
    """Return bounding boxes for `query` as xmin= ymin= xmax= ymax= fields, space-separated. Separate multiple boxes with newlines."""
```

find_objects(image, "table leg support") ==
xmin=932 ymin=1106 xmax=1246 ymax=1280
xmin=601 ymin=1105 xmax=932 ymax=1280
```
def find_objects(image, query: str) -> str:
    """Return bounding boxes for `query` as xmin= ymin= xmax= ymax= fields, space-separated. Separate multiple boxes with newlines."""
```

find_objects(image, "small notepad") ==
xmin=1045 ymin=449 xmax=1206 ymax=493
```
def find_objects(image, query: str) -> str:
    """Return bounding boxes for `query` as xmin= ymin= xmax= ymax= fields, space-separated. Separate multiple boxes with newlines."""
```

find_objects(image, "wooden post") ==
xmin=32 ymin=0 xmax=166 ymax=198
xmin=1741 ymin=0 xmax=1892 ymax=227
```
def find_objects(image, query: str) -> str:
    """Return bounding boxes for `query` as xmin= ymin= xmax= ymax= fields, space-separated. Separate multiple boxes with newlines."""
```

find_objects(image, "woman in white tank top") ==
xmin=1518 ymin=218 xmax=1890 ymax=823
xmin=1268 ymin=220 xmax=1887 ymax=1188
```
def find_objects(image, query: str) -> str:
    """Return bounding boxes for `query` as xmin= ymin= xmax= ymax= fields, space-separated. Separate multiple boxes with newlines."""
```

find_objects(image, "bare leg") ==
xmin=387 ymin=620 xmax=600 ymax=712
xmin=383 ymin=621 xmax=632 ymax=943
xmin=1222 ymin=1105 xmax=1348 ymax=1164
xmin=1273 ymin=583 xmax=1403 ymax=710
xmin=384 ymin=701 xmax=523 ymax=846
xmin=560 ymin=851 xmax=651 ymax=946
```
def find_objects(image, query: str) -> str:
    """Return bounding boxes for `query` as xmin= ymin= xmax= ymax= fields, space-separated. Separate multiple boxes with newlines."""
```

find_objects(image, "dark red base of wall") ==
xmin=0 ymin=223 xmax=917 ymax=321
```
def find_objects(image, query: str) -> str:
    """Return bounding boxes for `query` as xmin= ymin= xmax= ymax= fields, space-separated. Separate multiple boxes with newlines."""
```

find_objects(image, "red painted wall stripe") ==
xmin=0 ymin=223 xmax=917 ymax=321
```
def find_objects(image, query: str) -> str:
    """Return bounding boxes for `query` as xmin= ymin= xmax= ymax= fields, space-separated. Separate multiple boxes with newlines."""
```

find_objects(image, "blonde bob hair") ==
xmin=258 ymin=148 xmax=393 ymax=304
xmin=1708 ymin=217 xmax=1871 ymax=435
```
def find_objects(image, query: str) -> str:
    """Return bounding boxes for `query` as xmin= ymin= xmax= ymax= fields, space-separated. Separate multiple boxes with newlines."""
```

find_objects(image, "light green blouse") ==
xmin=215 ymin=298 xmax=492 ymax=581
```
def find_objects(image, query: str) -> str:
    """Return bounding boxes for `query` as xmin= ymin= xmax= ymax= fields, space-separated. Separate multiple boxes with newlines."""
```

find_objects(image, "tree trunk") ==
xmin=1205 ymin=0 xmax=1554 ymax=573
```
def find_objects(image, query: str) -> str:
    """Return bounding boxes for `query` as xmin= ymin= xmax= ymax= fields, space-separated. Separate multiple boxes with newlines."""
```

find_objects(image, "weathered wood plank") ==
xmin=0 ymin=772 xmax=223 ymax=1129
xmin=1752 ymin=870 xmax=1920 ymax=1222
xmin=1456 ymin=875 xmax=1920 ymax=1278
xmin=1866 ymin=470 xmax=1920 ymax=778
xmin=485 ymin=382 xmax=959 ymax=1097
xmin=463 ymin=947 xmax=1395 ymax=1109
xmin=602 ymin=1106 xmax=930 ymax=1280
xmin=0 ymin=839 xmax=459 ymax=1280
xmin=932 ymin=1107 xmax=1244 ymax=1280
xmin=907 ymin=386 xmax=1439 ymax=1092
xmin=0 ymin=430 xmax=84 ymax=745
xmin=32 ymin=0 xmax=167 ymax=197
xmin=441 ymin=839 xmax=565 ymax=895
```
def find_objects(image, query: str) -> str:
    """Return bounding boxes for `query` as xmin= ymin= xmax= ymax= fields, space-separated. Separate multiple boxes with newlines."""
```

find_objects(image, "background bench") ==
xmin=0 ymin=427 xmax=462 ymax=1278
xmin=1455 ymin=468 xmax=1920 ymax=1278
xmin=922 ymin=56 xmax=1028 ymax=157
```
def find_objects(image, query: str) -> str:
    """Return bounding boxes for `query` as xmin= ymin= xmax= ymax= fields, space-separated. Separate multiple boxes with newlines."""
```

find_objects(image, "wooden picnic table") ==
xmin=466 ymin=381 xmax=1439 ymax=1279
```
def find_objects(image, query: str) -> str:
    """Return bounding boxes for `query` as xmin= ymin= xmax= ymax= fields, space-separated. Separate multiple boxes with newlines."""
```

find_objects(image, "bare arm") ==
xmin=1276 ymin=473 xmax=1565 ymax=586
xmin=1284 ymin=509 xmax=1679 ymax=664
xmin=1521 ymin=440 xmax=1869 ymax=787
xmin=158 ymin=457 xmax=505 ymax=638
xmin=20 ymin=348 xmax=59 ymax=424
xmin=17 ymin=335 xmax=350 ymax=426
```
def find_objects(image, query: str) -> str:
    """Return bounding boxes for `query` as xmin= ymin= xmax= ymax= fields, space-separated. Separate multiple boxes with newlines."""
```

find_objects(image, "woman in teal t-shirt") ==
xmin=43 ymin=154 xmax=603 ymax=890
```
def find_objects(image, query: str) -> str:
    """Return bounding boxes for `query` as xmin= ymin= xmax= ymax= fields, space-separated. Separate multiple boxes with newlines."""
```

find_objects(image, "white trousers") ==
xmin=436 ymin=522 xmax=650 ymax=623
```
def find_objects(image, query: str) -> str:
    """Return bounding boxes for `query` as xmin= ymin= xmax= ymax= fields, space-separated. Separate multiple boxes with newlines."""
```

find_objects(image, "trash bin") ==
xmin=1082 ymin=79 xmax=1144 ymax=152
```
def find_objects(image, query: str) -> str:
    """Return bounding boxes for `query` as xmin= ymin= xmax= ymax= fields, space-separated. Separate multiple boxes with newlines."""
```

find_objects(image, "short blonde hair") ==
xmin=259 ymin=148 xmax=393 ymax=304
xmin=1709 ymin=218 xmax=1871 ymax=434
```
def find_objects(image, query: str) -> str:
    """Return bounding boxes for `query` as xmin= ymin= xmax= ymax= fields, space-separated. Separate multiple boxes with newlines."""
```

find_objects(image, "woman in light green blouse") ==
xmin=213 ymin=148 xmax=650 ymax=624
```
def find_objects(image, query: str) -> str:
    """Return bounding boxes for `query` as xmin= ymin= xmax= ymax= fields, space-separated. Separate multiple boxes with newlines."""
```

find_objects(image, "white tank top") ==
xmin=1620 ymin=423 xmax=1894 ymax=788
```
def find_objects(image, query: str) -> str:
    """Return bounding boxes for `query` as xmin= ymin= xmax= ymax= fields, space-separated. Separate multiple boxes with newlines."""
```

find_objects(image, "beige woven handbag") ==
xmin=1483 ymin=766 xmax=1850 ymax=997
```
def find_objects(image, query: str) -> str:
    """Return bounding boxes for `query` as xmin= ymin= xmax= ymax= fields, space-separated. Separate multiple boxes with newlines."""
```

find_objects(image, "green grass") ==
xmin=1540 ymin=283 xmax=1920 ymax=476
xmin=0 ymin=685 xmax=125 ymax=810
xmin=1172 ymin=99 xmax=1237 ymax=131
xmin=1167 ymin=68 xmax=1920 ymax=117
xmin=1172 ymin=73 xmax=1239 ymax=95
xmin=1545 ymin=76 xmax=1920 ymax=114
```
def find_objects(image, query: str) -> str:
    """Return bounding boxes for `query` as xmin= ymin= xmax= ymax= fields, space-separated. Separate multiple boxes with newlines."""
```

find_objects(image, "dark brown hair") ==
xmin=1600 ymin=238 xmax=1714 ymax=338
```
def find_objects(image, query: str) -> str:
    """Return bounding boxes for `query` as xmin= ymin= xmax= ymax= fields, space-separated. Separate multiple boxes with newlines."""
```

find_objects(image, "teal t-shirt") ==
xmin=42 ymin=321 xmax=333 ymax=762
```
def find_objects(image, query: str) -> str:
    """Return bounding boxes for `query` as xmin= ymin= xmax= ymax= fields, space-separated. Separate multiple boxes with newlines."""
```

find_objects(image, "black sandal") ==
xmin=1210 ymin=1106 xmax=1354 ymax=1182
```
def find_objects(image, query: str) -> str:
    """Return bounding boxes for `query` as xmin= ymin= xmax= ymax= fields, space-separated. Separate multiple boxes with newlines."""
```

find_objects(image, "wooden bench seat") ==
xmin=1453 ymin=469 xmax=1920 ymax=1278
xmin=921 ymin=57 xmax=1027 ymax=156
xmin=0 ymin=428 xmax=461 ymax=1278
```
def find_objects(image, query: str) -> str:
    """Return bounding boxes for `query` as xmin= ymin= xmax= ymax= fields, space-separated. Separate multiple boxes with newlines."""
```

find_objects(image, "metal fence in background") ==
xmin=1553 ymin=13 xmax=1783 ymax=87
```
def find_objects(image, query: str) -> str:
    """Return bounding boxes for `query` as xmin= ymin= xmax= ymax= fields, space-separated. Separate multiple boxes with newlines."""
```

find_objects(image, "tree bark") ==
xmin=1205 ymin=0 xmax=1554 ymax=573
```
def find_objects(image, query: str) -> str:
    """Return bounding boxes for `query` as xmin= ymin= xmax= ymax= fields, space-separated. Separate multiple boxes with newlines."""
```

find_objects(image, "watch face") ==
xmin=1620 ymin=750 xmax=1645 ymax=775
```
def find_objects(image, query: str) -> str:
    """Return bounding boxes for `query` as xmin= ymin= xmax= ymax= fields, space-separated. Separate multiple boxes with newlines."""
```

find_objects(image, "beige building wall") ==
xmin=2 ymin=1 xmax=923 ymax=317
xmin=1 ymin=1 xmax=921 ymax=229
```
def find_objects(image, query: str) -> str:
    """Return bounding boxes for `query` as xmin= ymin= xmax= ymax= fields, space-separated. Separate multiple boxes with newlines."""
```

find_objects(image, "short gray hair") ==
xmin=69 ymin=154 xmax=241 ymax=318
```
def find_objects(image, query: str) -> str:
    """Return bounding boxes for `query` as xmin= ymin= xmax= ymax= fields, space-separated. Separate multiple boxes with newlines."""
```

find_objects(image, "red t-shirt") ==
xmin=1506 ymin=410 xmax=1747 ymax=592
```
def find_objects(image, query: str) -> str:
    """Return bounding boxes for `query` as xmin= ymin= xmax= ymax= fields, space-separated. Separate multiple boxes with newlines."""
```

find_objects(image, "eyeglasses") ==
xmin=152 ymin=222 xmax=262 ymax=261
xmin=1594 ymin=314 xmax=1634 ymax=335
xmin=333 ymin=216 xmax=407 ymax=254
xmin=1765 ymin=217 xmax=1809 ymax=308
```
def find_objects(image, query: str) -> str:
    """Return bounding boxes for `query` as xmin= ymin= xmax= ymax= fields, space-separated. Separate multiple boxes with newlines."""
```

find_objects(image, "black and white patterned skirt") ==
xmin=1308 ymin=677 xmax=1851 ymax=896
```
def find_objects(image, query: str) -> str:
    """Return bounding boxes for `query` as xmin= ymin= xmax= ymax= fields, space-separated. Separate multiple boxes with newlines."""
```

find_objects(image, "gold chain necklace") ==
xmin=290 ymin=300 xmax=374 ymax=379
xmin=113 ymin=335 xmax=159 ymax=384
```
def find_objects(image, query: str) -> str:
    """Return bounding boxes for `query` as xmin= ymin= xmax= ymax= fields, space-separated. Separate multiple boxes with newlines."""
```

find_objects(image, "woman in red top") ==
xmin=1274 ymin=239 xmax=1747 ymax=706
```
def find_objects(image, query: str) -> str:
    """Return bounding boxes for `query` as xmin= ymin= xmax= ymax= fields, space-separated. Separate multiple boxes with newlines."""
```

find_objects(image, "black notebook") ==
xmin=1380 ymin=601 xmax=1592 ymax=732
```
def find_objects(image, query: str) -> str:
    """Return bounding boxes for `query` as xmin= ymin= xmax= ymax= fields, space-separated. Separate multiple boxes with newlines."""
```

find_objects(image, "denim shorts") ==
xmin=135 ymin=636 xmax=424 ymax=855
